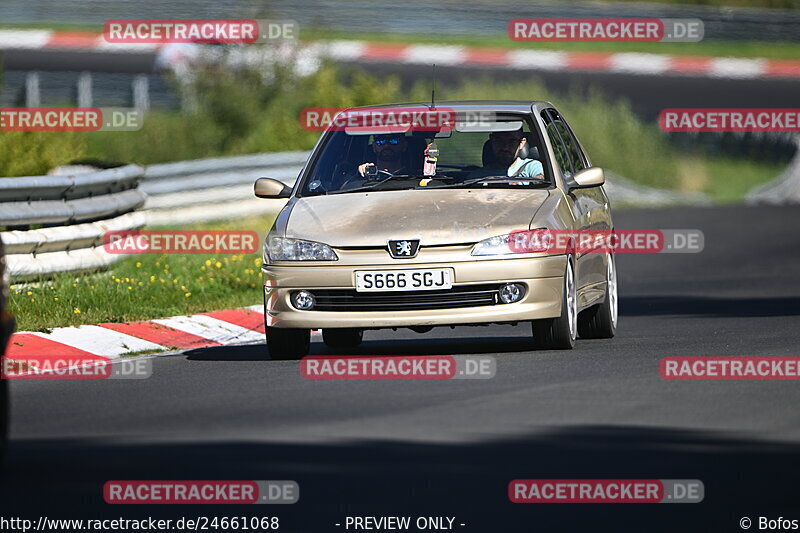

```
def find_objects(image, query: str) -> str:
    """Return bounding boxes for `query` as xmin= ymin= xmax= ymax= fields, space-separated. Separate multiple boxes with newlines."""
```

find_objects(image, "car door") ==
xmin=541 ymin=108 xmax=607 ymax=302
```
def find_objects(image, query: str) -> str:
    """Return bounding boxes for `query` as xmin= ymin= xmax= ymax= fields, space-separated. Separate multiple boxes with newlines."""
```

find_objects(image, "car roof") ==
xmin=344 ymin=100 xmax=554 ymax=114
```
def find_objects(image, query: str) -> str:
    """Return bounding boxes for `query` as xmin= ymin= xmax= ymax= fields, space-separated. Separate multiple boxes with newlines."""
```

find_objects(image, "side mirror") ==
xmin=254 ymin=177 xmax=292 ymax=199
xmin=572 ymin=167 xmax=605 ymax=189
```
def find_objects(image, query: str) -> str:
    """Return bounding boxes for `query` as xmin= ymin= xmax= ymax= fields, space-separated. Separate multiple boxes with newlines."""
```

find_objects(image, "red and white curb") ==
xmin=321 ymin=40 xmax=800 ymax=79
xmin=2 ymin=305 xmax=320 ymax=372
xmin=0 ymin=29 xmax=161 ymax=52
xmin=1 ymin=29 xmax=799 ymax=80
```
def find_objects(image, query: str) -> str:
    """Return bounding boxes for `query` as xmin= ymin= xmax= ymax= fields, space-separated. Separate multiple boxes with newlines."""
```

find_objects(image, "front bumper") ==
xmin=262 ymin=254 xmax=566 ymax=329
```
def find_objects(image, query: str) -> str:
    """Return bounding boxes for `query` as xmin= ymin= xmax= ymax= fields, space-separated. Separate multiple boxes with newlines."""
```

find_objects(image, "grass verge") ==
xmin=9 ymin=213 xmax=278 ymax=332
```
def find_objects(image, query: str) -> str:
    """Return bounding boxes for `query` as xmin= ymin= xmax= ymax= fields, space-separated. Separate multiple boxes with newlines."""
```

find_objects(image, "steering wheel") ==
xmin=341 ymin=168 xmax=394 ymax=190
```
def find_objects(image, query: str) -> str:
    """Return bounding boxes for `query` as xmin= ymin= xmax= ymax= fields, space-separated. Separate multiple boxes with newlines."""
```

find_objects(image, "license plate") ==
xmin=355 ymin=269 xmax=453 ymax=292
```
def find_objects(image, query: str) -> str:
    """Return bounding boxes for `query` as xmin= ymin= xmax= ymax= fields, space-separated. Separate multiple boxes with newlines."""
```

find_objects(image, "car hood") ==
xmin=283 ymin=188 xmax=551 ymax=247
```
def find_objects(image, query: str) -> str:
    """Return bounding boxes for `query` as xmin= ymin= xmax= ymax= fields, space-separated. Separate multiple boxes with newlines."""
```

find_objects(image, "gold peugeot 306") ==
xmin=254 ymin=101 xmax=617 ymax=359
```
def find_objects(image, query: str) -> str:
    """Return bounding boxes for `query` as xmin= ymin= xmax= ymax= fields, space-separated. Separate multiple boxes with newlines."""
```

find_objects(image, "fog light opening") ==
xmin=499 ymin=283 xmax=524 ymax=304
xmin=291 ymin=290 xmax=316 ymax=310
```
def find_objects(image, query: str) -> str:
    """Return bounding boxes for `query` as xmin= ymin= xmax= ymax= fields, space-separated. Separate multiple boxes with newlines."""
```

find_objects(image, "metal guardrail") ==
xmin=0 ymin=165 xmax=147 ymax=280
xmin=140 ymin=151 xmax=308 ymax=225
xmin=0 ymin=153 xmax=308 ymax=280
xmin=0 ymin=165 xmax=146 ymax=227
xmin=746 ymin=136 xmax=800 ymax=205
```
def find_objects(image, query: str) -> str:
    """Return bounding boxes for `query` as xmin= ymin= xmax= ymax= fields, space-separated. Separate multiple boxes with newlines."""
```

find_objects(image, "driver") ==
xmin=469 ymin=129 xmax=544 ymax=180
xmin=357 ymin=134 xmax=409 ymax=177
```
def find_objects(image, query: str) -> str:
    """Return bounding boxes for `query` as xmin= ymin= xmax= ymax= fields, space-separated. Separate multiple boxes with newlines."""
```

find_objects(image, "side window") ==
xmin=542 ymin=109 xmax=587 ymax=179
xmin=553 ymin=118 xmax=586 ymax=175
xmin=541 ymin=111 xmax=572 ymax=178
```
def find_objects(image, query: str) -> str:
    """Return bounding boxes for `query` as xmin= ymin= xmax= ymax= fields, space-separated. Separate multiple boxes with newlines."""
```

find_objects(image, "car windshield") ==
xmin=299 ymin=114 xmax=551 ymax=196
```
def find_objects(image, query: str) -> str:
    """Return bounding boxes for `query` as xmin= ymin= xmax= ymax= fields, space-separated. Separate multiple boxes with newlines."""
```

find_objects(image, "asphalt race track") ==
xmin=3 ymin=205 xmax=800 ymax=531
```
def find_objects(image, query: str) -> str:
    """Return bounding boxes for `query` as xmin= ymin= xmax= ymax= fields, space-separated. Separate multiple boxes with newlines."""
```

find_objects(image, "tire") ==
xmin=532 ymin=258 xmax=577 ymax=350
xmin=577 ymin=253 xmax=618 ymax=339
xmin=322 ymin=328 xmax=363 ymax=351
xmin=266 ymin=327 xmax=310 ymax=360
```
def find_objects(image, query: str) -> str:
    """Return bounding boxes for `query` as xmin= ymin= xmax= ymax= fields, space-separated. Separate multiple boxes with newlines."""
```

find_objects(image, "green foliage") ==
xmin=1 ymin=58 xmax=780 ymax=197
xmin=416 ymin=77 xmax=679 ymax=189
xmin=0 ymin=131 xmax=87 ymax=177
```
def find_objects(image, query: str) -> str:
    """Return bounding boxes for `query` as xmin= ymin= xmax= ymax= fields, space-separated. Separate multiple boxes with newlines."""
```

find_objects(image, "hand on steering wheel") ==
xmin=341 ymin=166 xmax=394 ymax=190
xmin=357 ymin=163 xmax=394 ymax=179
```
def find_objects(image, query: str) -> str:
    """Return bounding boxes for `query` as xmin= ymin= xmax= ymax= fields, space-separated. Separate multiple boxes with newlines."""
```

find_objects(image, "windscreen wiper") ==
xmin=431 ymin=175 xmax=549 ymax=189
xmin=326 ymin=174 xmax=428 ymax=195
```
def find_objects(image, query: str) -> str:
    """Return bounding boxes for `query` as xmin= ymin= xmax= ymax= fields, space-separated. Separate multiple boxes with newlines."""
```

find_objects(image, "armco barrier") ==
xmin=140 ymin=151 xmax=308 ymax=225
xmin=0 ymin=165 xmax=146 ymax=281
xmin=0 ymin=153 xmax=308 ymax=280
xmin=746 ymin=136 xmax=800 ymax=205
xmin=0 ymin=164 xmax=144 ymax=227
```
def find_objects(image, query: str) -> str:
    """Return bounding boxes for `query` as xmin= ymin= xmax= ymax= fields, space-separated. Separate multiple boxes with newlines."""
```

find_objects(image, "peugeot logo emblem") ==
xmin=388 ymin=239 xmax=420 ymax=259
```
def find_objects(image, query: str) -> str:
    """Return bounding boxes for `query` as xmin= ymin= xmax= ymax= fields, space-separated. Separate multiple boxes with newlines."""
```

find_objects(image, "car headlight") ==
xmin=471 ymin=229 xmax=552 ymax=256
xmin=266 ymin=235 xmax=338 ymax=261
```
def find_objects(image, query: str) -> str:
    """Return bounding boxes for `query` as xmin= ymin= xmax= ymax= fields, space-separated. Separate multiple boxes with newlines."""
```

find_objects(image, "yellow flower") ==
xmin=128 ymin=286 xmax=133 ymax=290
xmin=54 ymin=297 xmax=59 ymax=301
xmin=184 ymin=292 xmax=192 ymax=297
xmin=135 ymin=262 xmax=142 ymax=268
xmin=74 ymin=308 xmax=81 ymax=314
xmin=205 ymin=259 xmax=212 ymax=267
xmin=215 ymin=261 xmax=222 ymax=268
xmin=26 ymin=291 xmax=33 ymax=296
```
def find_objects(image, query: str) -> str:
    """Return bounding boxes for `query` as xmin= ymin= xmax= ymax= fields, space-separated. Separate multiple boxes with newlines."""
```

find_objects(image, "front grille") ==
xmin=309 ymin=285 xmax=501 ymax=312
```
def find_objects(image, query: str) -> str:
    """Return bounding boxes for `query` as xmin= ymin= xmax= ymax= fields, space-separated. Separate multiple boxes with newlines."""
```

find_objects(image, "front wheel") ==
xmin=266 ymin=327 xmax=310 ymax=360
xmin=532 ymin=258 xmax=577 ymax=350
xmin=322 ymin=328 xmax=363 ymax=351
xmin=577 ymin=252 xmax=618 ymax=339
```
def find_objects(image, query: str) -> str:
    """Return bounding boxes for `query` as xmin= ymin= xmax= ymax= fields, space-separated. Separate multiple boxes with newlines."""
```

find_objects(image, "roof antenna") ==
xmin=430 ymin=63 xmax=436 ymax=109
